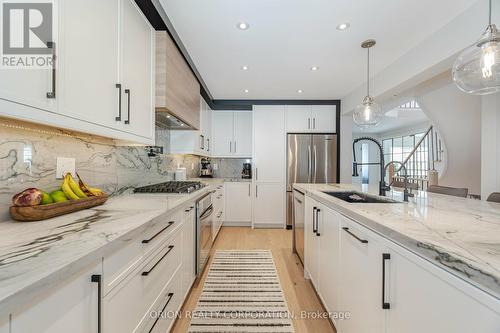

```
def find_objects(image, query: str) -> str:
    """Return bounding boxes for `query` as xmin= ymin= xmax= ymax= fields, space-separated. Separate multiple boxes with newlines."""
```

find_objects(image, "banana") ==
xmin=61 ymin=174 xmax=80 ymax=200
xmin=76 ymin=172 xmax=104 ymax=197
xmin=66 ymin=173 xmax=88 ymax=198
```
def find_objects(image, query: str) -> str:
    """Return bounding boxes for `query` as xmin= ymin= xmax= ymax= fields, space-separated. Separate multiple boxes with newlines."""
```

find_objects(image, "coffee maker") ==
xmin=199 ymin=158 xmax=213 ymax=178
xmin=241 ymin=161 xmax=252 ymax=179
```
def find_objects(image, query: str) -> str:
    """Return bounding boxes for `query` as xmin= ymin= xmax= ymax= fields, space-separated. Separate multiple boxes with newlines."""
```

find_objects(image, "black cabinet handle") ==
xmin=382 ymin=253 xmax=391 ymax=309
xmin=142 ymin=221 xmax=174 ymax=244
xmin=46 ymin=41 xmax=56 ymax=99
xmin=91 ymin=274 xmax=102 ymax=333
xmin=312 ymin=207 xmax=317 ymax=233
xmin=142 ymin=245 xmax=174 ymax=276
xmin=148 ymin=293 xmax=174 ymax=333
xmin=342 ymin=227 xmax=368 ymax=244
xmin=115 ymin=83 xmax=122 ymax=121
xmin=207 ymin=138 xmax=210 ymax=152
xmin=200 ymin=135 xmax=205 ymax=150
xmin=315 ymin=208 xmax=321 ymax=236
xmin=124 ymin=89 xmax=130 ymax=124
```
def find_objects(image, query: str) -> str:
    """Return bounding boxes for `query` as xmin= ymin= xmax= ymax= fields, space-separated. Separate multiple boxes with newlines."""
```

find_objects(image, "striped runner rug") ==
xmin=188 ymin=250 xmax=295 ymax=333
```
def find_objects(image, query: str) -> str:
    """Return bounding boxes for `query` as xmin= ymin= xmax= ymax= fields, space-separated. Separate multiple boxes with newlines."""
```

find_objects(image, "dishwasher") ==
xmin=196 ymin=191 xmax=214 ymax=276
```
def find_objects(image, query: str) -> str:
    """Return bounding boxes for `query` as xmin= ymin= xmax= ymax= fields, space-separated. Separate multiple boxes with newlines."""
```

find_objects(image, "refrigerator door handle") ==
xmin=307 ymin=145 xmax=312 ymax=183
xmin=313 ymin=144 xmax=318 ymax=183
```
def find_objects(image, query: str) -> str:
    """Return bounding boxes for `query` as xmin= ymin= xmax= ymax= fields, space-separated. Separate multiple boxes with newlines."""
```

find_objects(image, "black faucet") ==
xmin=352 ymin=137 xmax=389 ymax=196
xmin=384 ymin=161 xmax=414 ymax=202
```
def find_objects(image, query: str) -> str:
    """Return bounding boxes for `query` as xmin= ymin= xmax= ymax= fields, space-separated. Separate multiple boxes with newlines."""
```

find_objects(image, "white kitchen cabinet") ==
xmin=225 ymin=182 xmax=252 ymax=225
xmin=286 ymin=105 xmax=312 ymax=132
xmin=317 ymin=206 xmax=341 ymax=315
xmin=311 ymin=105 xmax=336 ymax=133
xmin=304 ymin=197 xmax=319 ymax=286
xmin=233 ymin=112 xmax=253 ymax=156
xmin=386 ymin=244 xmax=500 ymax=333
xmin=285 ymin=105 xmax=336 ymax=133
xmin=119 ymin=0 xmax=154 ymax=139
xmin=170 ymin=98 xmax=212 ymax=156
xmin=338 ymin=216 xmax=386 ymax=333
xmin=10 ymin=261 xmax=102 ymax=333
xmin=212 ymin=111 xmax=252 ymax=157
xmin=212 ymin=112 xmax=234 ymax=156
xmin=253 ymin=106 xmax=286 ymax=183
xmin=0 ymin=0 xmax=154 ymax=144
xmin=213 ymin=184 xmax=224 ymax=240
xmin=182 ymin=205 xmax=196 ymax=298
xmin=253 ymin=183 xmax=285 ymax=228
xmin=58 ymin=0 xmax=120 ymax=130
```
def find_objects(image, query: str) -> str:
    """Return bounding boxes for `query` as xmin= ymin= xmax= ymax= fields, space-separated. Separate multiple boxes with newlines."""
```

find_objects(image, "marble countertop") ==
xmin=294 ymin=183 xmax=500 ymax=300
xmin=0 ymin=179 xmax=224 ymax=316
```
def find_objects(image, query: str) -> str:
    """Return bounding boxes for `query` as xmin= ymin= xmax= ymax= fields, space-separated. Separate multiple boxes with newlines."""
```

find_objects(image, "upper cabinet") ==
xmin=285 ymin=105 xmax=336 ymax=133
xmin=212 ymin=111 xmax=252 ymax=158
xmin=170 ymin=98 xmax=212 ymax=156
xmin=0 ymin=0 xmax=155 ymax=144
xmin=156 ymin=32 xmax=200 ymax=129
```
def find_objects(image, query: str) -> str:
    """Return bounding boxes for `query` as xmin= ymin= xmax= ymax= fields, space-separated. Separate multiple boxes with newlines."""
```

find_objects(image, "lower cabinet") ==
xmin=338 ymin=216 xmax=386 ymax=333
xmin=0 ymin=317 xmax=8 ymax=333
xmin=103 ymin=227 xmax=182 ymax=333
xmin=182 ymin=205 xmax=196 ymax=297
xmin=10 ymin=261 xmax=102 ymax=333
xmin=253 ymin=182 xmax=285 ymax=228
xmin=304 ymin=196 xmax=500 ymax=333
xmin=225 ymin=182 xmax=252 ymax=225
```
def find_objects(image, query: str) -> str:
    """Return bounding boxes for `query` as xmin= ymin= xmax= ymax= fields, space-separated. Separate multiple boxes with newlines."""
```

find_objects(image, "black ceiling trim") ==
xmin=211 ymin=99 xmax=341 ymax=111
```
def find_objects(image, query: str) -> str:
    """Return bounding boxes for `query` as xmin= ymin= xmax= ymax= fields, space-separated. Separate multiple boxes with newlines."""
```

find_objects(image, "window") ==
xmin=382 ymin=131 xmax=428 ymax=178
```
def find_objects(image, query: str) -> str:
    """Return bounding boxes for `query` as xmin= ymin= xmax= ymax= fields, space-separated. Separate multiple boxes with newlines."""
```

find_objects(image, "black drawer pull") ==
xmin=142 ymin=245 xmax=174 ymax=276
xmin=91 ymin=274 xmax=102 ymax=333
xmin=115 ymin=83 xmax=122 ymax=121
xmin=142 ymin=221 xmax=175 ymax=244
xmin=124 ymin=89 xmax=130 ymax=124
xmin=315 ymin=208 xmax=321 ymax=236
xmin=312 ymin=207 xmax=317 ymax=233
xmin=46 ymin=41 xmax=56 ymax=99
xmin=342 ymin=227 xmax=368 ymax=244
xmin=148 ymin=292 xmax=174 ymax=333
xmin=382 ymin=253 xmax=391 ymax=309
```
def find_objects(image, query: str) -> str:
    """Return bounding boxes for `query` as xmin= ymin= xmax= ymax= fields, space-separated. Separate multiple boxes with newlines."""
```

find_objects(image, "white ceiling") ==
xmin=160 ymin=0 xmax=477 ymax=100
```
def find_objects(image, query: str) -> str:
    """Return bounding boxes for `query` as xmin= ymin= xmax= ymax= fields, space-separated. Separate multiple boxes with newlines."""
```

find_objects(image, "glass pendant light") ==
xmin=453 ymin=0 xmax=500 ymax=95
xmin=353 ymin=39 xmax=383 ymax=128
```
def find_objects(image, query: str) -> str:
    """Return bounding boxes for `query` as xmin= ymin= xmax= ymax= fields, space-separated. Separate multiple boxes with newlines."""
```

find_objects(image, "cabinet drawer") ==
xmin=138 ymin=267 xmax=183 ymax=333
xmin=103 ymin=229 xmax=182 ymax=333
xmin=103 ymin=211 xmax=182 ymax=294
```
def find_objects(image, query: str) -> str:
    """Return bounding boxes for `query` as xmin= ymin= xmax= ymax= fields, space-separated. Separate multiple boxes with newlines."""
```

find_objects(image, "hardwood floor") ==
xmin=171 ymin=227 xmax=336 ymax=333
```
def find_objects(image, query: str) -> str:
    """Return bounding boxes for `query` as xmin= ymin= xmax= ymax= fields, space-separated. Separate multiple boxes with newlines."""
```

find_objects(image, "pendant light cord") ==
xmin=489 ymin=0 xmax=492 ymax=26
xmin=367 ymin=47 xmax=370 ymax=97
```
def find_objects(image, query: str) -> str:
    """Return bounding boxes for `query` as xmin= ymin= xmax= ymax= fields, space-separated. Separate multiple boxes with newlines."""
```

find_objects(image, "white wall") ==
xmin=481 ymin=94 xmax=500 ymax=200
xmin=417 ymin=83 xmax=482 ymax=194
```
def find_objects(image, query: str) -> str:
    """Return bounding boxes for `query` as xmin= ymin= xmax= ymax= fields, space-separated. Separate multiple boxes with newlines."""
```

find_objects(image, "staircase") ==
xmin=389 ymin=125 xmax=445 ymax=191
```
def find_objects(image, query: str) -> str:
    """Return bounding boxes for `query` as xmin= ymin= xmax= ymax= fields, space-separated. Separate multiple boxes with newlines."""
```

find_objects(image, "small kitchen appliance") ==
xmin=199 ymin=158 xmax=213 ymax=178
xmin=241 ymin=161 xmax=252 ymax=179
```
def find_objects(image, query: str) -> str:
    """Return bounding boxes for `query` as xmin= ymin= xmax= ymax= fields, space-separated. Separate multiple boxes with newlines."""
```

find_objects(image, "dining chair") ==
xmin=427 ymin=185 xmax=468 ymax=198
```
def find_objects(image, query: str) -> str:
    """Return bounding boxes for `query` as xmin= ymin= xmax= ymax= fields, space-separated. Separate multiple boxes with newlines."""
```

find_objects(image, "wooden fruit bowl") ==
xmin=9 ymin=194 xmax=109 ymax=222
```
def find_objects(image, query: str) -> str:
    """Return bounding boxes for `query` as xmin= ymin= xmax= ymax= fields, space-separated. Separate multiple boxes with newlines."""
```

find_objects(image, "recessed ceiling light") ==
xmin=241 ymin=65 xmax=249 ymax=70
xmin=244 ymin=89 xmax=249 ymax=93
xmin=310 ymin=66 xmax=319 ymax=71
xmin=336 ymin=22 xmax=350 ymax=31
xmin=237 ymin=22 xmax=250 ymax=30
xmin=297 ymin=89 xmax=303 ymax=94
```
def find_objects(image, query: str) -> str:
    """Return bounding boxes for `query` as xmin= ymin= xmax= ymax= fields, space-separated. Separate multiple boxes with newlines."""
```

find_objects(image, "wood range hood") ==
xmin=155 ymin=31 xmax=200 ymax=130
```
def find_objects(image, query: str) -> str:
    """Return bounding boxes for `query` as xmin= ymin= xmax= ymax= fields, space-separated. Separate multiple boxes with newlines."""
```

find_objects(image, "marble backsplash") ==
xmin=211 ymin=158 xmax=251 ymax=179
xmin=0 ymin=118 xmax=200 ymax=222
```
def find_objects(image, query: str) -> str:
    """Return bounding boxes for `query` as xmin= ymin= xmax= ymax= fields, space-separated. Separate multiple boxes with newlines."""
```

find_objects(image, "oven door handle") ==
xmin=199 ymin=204 xmax=214 ymax=220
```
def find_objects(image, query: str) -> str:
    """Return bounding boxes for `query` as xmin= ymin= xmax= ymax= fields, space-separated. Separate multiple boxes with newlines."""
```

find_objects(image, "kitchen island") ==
xmin=295 ymin=183 xmax=500 ymax=333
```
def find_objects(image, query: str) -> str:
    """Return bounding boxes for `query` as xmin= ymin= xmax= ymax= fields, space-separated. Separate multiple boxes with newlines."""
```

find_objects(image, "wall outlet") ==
xmin=213 ymin=163 xmax=218 ymax=170
xmin=56 ymin=157 xmax=76 ymax=179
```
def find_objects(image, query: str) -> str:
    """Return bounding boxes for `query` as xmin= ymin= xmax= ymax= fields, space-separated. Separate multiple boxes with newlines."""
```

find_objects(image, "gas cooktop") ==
xmin=133 ymin=181 xmax=204 ymax=194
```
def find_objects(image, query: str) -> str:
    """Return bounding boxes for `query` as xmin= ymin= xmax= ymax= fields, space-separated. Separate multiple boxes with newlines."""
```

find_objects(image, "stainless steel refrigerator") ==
xmin=288 ymin=134 xmax=338 ymax=261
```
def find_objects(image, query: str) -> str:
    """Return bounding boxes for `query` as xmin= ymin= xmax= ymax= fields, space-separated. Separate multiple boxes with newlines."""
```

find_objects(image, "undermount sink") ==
xmin=323 ymin=191 xmax=401 ymax=204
